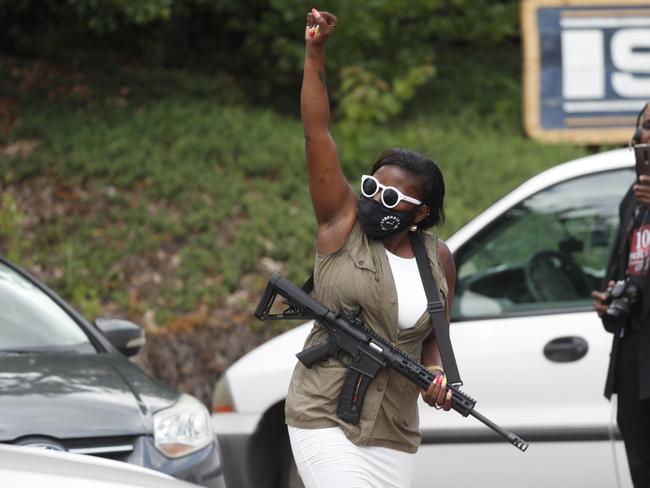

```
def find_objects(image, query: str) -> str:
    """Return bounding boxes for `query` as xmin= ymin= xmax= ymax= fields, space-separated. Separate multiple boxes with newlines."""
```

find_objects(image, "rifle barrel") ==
xmin=470 ymin=409 xmax=529 ymax=452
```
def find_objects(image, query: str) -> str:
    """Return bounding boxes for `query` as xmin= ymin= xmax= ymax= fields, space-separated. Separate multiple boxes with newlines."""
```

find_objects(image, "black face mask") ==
xmin=357 ymin=196 xmax=418 ymax=239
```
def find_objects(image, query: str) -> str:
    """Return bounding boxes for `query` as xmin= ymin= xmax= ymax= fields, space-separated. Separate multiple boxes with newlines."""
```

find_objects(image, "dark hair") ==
xmin=370 ymin=147 xmax=445 ymax=229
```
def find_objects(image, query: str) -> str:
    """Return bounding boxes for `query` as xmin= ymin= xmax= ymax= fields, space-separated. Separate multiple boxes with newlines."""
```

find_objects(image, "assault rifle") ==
xmin=255 ymin=272 xmax=529 ymax=453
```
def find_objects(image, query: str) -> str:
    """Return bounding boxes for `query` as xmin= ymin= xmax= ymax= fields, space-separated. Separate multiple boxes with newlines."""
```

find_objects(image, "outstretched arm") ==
xmin=303 ymin=9 xmax=357 ymax=254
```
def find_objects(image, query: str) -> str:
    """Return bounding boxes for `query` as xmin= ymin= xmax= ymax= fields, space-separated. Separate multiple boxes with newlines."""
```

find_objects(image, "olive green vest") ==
xmin=285 ymin=220 xmax=449 ymax=453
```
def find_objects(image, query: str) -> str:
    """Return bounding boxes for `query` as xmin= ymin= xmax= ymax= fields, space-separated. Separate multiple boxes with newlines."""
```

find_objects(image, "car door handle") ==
xmin=543 ymin=336 xmax=588 ymax=362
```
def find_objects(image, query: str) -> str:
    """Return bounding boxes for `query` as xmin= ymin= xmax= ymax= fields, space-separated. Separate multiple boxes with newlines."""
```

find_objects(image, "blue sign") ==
xmin=522 ymin=1 xmax=650 ymax=143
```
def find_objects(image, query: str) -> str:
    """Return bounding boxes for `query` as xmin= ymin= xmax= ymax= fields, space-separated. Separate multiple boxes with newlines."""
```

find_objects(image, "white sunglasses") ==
xmin=360 ymin=175 xmax=422 ymax=209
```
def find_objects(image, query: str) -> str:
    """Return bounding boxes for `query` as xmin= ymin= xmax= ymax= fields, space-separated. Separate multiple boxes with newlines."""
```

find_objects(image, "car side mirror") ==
xmin=94 ymin=318 xmax=146 ymax=357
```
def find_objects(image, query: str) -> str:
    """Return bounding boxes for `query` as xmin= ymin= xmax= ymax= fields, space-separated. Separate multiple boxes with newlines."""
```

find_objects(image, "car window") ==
xmin=452 ymin=168 xmax=635 ymax=320
xmin=0 ymin=263 xmax=93 ymax=351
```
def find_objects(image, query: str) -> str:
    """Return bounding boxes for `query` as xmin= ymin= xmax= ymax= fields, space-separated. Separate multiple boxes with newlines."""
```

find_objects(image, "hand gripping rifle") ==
xmin=255 ymin=273 xmax=529 ymax=452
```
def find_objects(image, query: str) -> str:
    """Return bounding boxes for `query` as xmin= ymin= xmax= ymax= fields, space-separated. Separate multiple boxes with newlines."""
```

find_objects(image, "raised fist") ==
xmin=305 ymin=8 xmax=337 ymax=47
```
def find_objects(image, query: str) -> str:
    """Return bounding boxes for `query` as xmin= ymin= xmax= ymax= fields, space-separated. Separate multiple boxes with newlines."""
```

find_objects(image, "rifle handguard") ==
xmin=449 ymin=384 xmax=476 ymax=417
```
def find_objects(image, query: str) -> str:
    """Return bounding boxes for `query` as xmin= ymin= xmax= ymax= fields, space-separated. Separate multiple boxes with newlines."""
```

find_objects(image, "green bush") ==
xmin=0 ymin=0 xmax=174 ymax=34
xmin=0 ymin=193 xmax=25 ymax=263
xmin=1 ymin=1 xmax=520 ymax=118
xmin=0 ymin=40 xmax=595 ymax=324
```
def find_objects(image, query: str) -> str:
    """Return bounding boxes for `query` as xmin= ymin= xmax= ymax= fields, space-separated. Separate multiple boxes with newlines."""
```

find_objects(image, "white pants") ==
xmin=287 ymin=426 xmax=416 ymax=488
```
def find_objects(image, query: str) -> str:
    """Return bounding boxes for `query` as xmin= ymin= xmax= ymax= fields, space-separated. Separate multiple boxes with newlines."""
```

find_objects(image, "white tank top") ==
xmin=385 ymin=249 xmax=427 ymax=330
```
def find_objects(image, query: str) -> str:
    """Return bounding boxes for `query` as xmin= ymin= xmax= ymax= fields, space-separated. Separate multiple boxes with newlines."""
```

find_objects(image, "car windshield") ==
xmin=0 ymin=262 xmax=93 ymax=353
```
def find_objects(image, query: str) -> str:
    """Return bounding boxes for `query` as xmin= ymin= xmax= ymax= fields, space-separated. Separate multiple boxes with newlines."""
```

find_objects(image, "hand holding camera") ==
xmin=592 ymin=280 xmax=614 ymax=317
xmin=595 ymin=279 xmax=640 ymax=331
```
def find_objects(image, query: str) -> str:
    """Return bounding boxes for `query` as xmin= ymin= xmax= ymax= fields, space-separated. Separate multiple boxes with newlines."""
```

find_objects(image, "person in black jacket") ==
xmin=592 ymin=102 xmax=650 ymax=487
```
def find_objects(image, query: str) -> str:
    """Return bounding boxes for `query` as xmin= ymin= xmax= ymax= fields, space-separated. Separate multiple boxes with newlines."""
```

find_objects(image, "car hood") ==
xmin=0 ymin=353 xmax=178 ymax=441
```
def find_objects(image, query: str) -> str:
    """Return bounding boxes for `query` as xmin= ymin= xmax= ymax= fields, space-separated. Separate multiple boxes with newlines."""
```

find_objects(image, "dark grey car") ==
xmin=0 ymin=257 xmax=226 ymax=488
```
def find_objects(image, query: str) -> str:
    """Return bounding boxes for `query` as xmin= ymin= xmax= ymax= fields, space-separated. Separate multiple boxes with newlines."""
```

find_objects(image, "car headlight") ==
xmin=153 ymin=394 xmax=214 ymax=458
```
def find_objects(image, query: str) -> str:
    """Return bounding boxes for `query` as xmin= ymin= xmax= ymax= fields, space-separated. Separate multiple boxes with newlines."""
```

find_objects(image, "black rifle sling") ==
xmin=409 ymin=232 xmax=462 ymax=386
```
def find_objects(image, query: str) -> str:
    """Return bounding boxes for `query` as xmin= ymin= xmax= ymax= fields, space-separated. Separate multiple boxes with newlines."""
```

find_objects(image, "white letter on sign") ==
xmin=562 ymin=30 xmax=605 ymax=99
xmin=611 ymin=29 xmax=650 ymax=98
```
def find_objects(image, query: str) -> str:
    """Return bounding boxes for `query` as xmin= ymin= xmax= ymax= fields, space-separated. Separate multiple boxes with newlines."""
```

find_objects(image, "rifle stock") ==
xmin=256 ymin=272 xmax=529 ymax=452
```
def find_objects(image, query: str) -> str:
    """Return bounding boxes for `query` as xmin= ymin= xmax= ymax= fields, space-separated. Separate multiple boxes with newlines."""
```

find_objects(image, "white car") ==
xmin=0 ymin=443 xmax=201 ymax=487
xmin=212 ymin=148 xmax=636 ymax=488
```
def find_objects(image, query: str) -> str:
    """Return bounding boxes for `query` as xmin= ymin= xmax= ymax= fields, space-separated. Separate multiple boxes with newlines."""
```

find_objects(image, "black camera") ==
xmin=602 ymin=279 xmax=640 ymax=330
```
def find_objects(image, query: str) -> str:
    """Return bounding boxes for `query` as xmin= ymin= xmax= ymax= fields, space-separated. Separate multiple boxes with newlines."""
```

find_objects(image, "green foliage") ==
xmin=0 ymin=41 xmax=595 ymax=326
xmin=338 ymin=63 xmax=436 ymax=133
xmin=62 ymin=241 xmax=103 ymax=319
xmin=0 ymin=0 xmax=520 ymax=114
xmin=0 ymin=0 xmax=174 ymax=32
xmin=0 ymin=193 xmax=25 ymax=262
xmin=2 ymin=66 xmax=316 ymax=318
xmin=208 ymin=0 xmax=519 ymax=112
